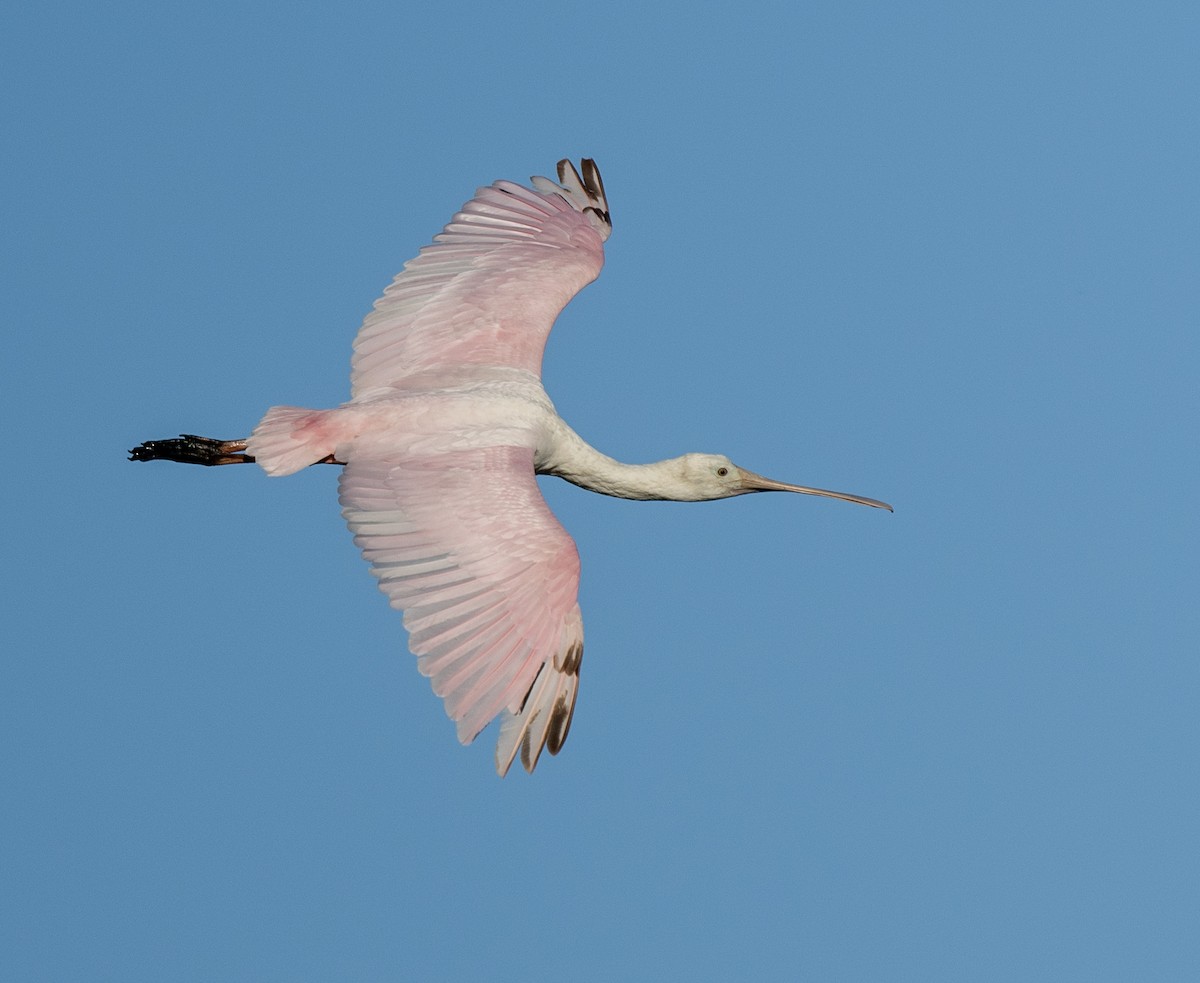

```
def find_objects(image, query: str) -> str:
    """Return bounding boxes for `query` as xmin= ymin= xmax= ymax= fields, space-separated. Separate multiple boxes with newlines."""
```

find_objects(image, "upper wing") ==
xmin=339 ymin=445 xmax=584 ymax=776
xmin=350 ymin=159 xmax=611 ymax=397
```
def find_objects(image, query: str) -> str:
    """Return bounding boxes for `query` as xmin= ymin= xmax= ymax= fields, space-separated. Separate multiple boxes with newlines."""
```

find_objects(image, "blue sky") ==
xmin=4 ymin=1 xmax=1198 ymax=979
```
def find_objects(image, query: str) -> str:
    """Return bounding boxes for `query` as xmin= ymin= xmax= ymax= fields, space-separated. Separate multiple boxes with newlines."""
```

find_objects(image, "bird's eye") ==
xmin=716 ymin=467 xmax=729 ymax=477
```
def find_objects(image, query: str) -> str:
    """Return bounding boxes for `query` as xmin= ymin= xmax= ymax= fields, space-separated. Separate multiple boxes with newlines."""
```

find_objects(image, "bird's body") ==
xmin=131 ymin=159 xmax=890 ymax=775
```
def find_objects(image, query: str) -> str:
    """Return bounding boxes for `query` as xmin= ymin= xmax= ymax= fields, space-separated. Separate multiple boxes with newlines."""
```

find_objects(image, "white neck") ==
xmin=536 ymin=423 xmax=710 ymax=501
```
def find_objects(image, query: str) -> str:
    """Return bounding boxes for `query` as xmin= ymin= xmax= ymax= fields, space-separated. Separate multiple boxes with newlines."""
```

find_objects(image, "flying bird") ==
xmin=130 ymin=159 xmax=891 ymax=776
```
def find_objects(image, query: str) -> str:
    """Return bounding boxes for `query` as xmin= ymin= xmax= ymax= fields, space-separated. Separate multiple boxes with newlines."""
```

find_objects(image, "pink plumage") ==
xmin=131 ymin=159 xmax=890 ymax=776
xmin=250 ymin=160 xmax=609 ymax=774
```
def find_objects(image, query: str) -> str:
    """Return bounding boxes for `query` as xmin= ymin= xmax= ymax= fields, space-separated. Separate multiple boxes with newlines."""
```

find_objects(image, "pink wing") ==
xmin=339 ymin=446 xmax=585 ymax=776
xmin=350 ymin=159 xmax=611 ymax=397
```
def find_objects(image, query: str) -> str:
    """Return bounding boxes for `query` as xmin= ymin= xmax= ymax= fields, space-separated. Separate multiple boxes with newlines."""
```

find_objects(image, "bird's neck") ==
xmin=536 ymin=423 xmax=698 ymax=501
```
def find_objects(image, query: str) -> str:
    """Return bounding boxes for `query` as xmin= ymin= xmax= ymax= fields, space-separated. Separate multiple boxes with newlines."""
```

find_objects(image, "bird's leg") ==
xmin=128 ymin=434 xmax=345 ymax=467
xmin=128 ymin=434 xmax=255 ymax=466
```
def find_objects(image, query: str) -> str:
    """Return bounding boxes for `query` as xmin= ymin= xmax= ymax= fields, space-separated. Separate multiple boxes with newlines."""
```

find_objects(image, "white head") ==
xmin=672 ymin=453 xmax=893 ymax=510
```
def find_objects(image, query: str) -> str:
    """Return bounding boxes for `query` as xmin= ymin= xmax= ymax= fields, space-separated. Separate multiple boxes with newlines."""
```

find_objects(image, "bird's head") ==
xmin=676 ymin=453 xmax=893 ymax=510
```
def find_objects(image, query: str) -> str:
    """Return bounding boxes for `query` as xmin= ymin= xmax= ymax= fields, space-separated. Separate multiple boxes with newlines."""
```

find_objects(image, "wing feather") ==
xmin=350 ymin=159 xmax=612 ymax=396
xmin=249 ymin=161 xmax=609 ymax=774
xmin=339 ymin=445 xmax=584 ymax=775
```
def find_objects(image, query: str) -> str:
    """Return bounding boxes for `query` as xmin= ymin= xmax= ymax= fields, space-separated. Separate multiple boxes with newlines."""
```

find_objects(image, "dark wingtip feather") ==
xmin=580 ymin=159 xmax=605 ymax=203
xmin=547 ymin=158 xmax=611 ymax=234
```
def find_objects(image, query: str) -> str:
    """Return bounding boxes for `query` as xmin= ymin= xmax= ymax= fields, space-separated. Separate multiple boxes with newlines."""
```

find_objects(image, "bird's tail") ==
xmin=246 ymin=405 xmax=337 ymax=477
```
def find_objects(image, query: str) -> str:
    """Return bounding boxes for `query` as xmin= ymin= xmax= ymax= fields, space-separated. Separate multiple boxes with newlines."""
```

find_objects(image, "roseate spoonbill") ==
xmin=130 ymin=158 xmax=891 ymax=776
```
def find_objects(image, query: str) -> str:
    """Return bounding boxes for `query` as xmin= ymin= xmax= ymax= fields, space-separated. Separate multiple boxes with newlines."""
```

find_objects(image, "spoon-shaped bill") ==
xmin=736 ymin=468 xmax=893 ymax=512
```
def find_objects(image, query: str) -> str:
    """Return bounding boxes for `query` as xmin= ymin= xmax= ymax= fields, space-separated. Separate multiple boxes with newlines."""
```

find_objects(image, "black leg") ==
xmin=128 ymin=434 xmax=255 ymax=466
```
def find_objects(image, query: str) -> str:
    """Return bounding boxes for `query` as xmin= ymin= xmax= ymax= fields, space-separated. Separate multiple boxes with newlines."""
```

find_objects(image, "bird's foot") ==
xmin=128 ymin=434 xmax=255 ymax=466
